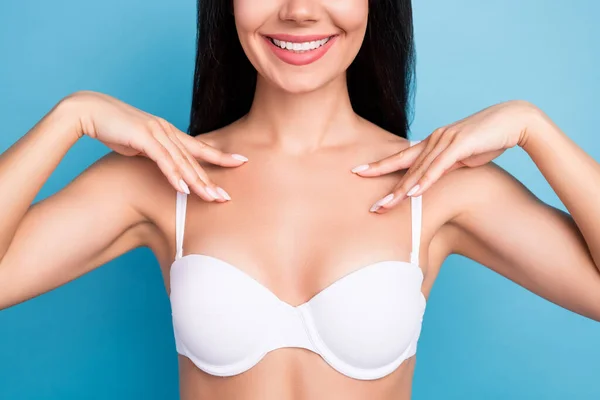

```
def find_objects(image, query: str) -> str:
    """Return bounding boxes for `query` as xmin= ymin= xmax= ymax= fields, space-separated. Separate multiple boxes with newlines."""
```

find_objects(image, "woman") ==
xmin=1 ymin=0 xmax=599 ymax=399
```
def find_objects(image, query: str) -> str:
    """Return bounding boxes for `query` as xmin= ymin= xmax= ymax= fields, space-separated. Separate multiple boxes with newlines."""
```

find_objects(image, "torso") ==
xmin=138 ymin=119 xmax=461 ymax=400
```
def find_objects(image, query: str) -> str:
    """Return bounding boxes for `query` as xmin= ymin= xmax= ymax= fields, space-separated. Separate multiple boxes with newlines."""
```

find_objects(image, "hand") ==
xmin=352 ymin=100 xmax=540 ymax=213
xmin=60 ymin=90 xmax=248 ymax=202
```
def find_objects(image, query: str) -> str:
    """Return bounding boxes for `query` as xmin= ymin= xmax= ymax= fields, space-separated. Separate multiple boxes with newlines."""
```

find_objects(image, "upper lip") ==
xmin=264 ymin=33 xmax=336 ymax=42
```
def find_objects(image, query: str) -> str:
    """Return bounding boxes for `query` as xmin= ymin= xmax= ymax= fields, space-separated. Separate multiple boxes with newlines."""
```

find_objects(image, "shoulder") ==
xmin=354 ymin=118 xmax=413 ymax=154
xmin=432 ymin=161 xmax=533 ymax=224
xmin=85 ymin=151 xmax=180 ymax=251
xmin=424 ymin=160 xmax=537 ymax=255
xmin=88 ymin=151 xmax=176 ymax=206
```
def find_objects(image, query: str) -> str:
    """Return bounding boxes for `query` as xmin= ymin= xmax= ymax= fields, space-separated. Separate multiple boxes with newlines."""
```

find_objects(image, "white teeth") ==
xmin=271 ymin=37 xmax=331 ymax=52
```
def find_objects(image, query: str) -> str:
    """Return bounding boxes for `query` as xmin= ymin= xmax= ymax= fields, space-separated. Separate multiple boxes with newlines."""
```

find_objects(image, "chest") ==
xmin=166 ymin=147 xmax=428 ymax=382
xmin=178 ymin=160 xmax=415 ymax=304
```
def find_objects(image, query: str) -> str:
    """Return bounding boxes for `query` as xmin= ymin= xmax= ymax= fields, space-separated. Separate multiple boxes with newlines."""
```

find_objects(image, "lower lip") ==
xmin=264 ymin=36 xmax=337 ymax=66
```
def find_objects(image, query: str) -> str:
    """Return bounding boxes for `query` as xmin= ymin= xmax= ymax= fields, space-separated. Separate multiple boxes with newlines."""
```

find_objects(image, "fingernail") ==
xmin=206 ymin=186 xmax=220 ymax=199
xmin=179 ymin=179 xmax=190 ymax=194
xmin=351 ymin=164 xmax=369 ymax=173
xmin=216 ymin=186 xmax=231 ymax=201
xmin=232 ymin=154 xmax=249 ymax=162
xmin=370 ymin=193 xmax=394 ymax=212
xmin=407 ymin=184 xmax=420 ymax=196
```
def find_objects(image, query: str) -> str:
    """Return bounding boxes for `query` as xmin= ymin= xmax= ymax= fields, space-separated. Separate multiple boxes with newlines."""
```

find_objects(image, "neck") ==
xmin=243 ymin=73 xmax=361 ymax=154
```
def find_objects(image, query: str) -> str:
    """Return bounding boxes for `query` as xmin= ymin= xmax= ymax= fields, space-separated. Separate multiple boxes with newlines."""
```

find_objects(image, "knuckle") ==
xmin=400 ymin=184 xmax=413 ymax=194
xmin=190 ymin=176 xmax=205 ymax=187
xmin=164 ymin=162 xmax=179 ymax=176
xmin=445 ymin=126 xmax=459 ymax=137
xmin=432 ymin=127 xmax=445 ymax=138
xmin=187 ymin=156 xmax=201 ymax=167
xmin=157 ymin=117 xmax=173 ymax=133
xmin=172 ymin=154 xmax=186 ymax=165
xmin=171 ymin=132 xmax=185 ymax=146
xmin=157 ymin=152 xmax=176 ymax=168
xmin=421 ymin=171 xmax=435 ymax=184
xmin=453 ymin=130 xmax=467 ymax=142
xmin=391 ymin=186 xmax=404 ymax=196
xmin=399 ymin=180 xmax=413 ymax=193
xmin=367 ymin=160 xmax=381 ymax=170
xmin=411 ymin=168 xmax=424 ymax=180
xmin=146 ymin=119 xmax=163 ymax=135
xmin=128 ymin=135 xmax=144 ymax=150
xmin=138 ymin=122 xmax=153 ymax=137
xmin=156 ymin=145 xmax=170 ymax=158
xmin=409 ymin=161 xmax=423 ymax=172
xmin=439 ymin=130 xmax=455 ymax=145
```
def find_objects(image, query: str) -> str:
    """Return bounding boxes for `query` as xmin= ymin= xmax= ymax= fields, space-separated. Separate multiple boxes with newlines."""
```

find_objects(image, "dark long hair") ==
xmin=189 ymin=0 xmax=415 ymax=138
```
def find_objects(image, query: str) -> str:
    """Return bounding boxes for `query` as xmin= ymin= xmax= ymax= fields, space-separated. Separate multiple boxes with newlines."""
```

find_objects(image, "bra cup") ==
xmin=304 ymin=262 xmax=425 ymax=369
xmin=169 ymin=256 xmax=426 ymax=379
xmin=170 ymin=257 xmax=275 ymax=368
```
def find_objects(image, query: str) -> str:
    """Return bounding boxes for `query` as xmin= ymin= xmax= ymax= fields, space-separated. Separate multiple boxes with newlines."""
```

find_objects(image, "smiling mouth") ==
xmin=265 ymin=36 xmax=336 ymax=53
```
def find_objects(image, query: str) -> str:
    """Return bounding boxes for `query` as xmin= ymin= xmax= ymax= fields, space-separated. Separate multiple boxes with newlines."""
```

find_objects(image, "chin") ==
xmin=277 ymin=77 xmax=330 ymax=94
xmin=264 ymin=69 xmax=339 ymax=94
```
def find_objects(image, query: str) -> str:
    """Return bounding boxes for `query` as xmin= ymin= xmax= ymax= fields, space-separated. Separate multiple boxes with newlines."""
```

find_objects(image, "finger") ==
xmin=148 ymin=120 xmax=218 ymax=202
xmin=175 ymin=130 xmax=249 ymax=167
xmin=370 ymin=135 xmax=451 ymax=213
xmin=405 ymin=143 xmax=465 ymax=197
xmin=157 ymin=119 xmax=225 ymax=201
xmin=350 ymin=140 xmax=425 ymax=177
xmin=134 ymin=135 xmax=190 ymax=195
xmin=405 ymin=130 xmax=450 ymax=172
xmin=163 ymin=122 xmax=231 ymax=202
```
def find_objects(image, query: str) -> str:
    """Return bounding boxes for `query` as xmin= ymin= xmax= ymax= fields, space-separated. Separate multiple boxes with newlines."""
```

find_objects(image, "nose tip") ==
xmin=279 ymin=0 xmax=319 ymax=24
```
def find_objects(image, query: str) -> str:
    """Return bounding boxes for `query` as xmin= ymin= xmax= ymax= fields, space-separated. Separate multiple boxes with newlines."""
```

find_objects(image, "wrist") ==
xmin=57 ymin=93 xmax=91 ymax=139
xmin=521 ymin=106 xmax=564 ymax=159
xmin=513 ymin=100 xmax=551 ymax=152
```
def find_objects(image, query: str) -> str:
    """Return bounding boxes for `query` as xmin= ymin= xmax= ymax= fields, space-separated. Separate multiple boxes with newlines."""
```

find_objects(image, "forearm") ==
xmin=0 ymin=99 xmax=80 ymax=259
xmin=521 ymin=106 xmax=600 ymax=269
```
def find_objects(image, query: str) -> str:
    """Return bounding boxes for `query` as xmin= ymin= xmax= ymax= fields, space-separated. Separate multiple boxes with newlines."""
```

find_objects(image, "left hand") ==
xmin=353 ymin=100 xmax=540 ymax=213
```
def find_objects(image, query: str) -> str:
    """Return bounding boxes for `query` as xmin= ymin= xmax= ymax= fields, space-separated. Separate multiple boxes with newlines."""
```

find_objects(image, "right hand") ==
xmin=59 ymin=90 xmax=248 ymax=202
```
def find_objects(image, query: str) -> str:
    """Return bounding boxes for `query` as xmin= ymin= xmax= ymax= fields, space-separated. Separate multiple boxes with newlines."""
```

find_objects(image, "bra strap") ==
xmin=175 ymin=191 xmax=188 ymax=261
xmin=408 ymin=140 xmax=422 ymax=265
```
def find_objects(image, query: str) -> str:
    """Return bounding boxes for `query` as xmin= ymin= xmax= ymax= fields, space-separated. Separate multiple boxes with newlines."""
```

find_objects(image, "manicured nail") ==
xmin=179 ymin=179 xmax=190 ymax=194
xmin=407 ymin=184 xmax=420 ymax=196
xmin=231 ymin=154 xmax=249 ymax=162
xmin=370 ymin=193 xmax=394 ymax=212
xmin=216 ymin=186 xmax=231 ymax=201
xmin=351 ymin=164 xmax=369 ymax=173
xmin=205 ymin=186 xmax=220 ymax=199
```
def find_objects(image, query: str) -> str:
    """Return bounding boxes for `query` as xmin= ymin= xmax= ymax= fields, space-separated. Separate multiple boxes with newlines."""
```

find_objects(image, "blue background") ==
xmin=1 ymin=0 xmax=599 ymax=399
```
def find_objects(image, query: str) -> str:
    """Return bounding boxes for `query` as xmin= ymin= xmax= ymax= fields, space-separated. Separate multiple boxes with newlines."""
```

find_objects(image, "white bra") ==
xmin=169 ymin=140 xmax=426 ymax=381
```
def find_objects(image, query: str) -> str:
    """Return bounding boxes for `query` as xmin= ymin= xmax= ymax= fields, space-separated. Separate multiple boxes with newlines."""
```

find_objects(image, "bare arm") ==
xmin=449 ymin=158 xmax=600 ymax=321
xmin=0 ymin=102 xmax=80 ymax=257
xmin=0 ymin=102 xmax=150 ymax=309
xmin=349 ymin=99 xmax=600 ymax=319
xmin=0 ymin=91 xmax=246 ymax=310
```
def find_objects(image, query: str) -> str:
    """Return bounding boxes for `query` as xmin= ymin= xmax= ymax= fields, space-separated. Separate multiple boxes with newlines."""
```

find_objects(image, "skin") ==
xmin=1 ymin=0 xmax=599 ymax=399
